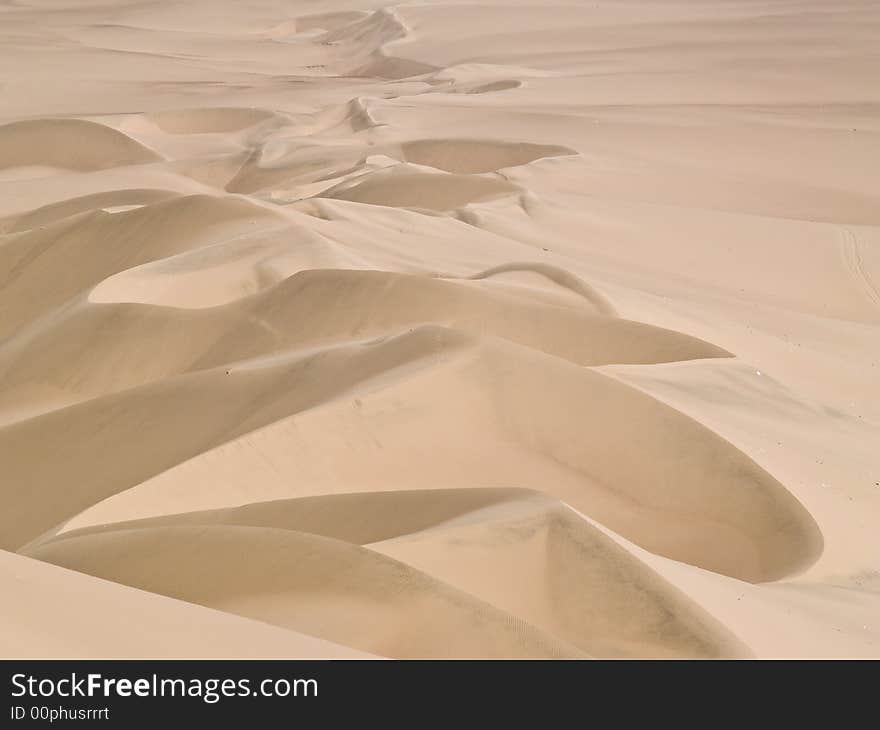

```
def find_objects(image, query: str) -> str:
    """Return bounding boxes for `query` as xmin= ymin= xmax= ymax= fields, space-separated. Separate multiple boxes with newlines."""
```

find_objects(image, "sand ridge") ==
xmin=1 ymin=0 xmax=878 ymax=658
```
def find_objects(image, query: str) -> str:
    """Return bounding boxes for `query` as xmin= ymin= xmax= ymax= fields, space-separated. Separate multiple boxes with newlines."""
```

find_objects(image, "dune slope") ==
xmin=1 ymin=0 xmax=878 ymax=658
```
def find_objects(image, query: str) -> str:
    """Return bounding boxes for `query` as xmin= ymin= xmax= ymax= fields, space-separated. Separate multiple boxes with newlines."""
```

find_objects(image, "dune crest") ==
xmin=27 ymin=489 xmax=749 ymax=658
xmin=0 ymin=119 xmax=160 ymax=172
xmin=1 ymin=0 xmax=878 ymax=658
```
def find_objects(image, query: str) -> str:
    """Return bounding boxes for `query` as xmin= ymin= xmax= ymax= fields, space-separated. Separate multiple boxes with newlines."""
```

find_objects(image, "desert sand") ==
xmin=0 ymin=0 xmax=878 ymax=659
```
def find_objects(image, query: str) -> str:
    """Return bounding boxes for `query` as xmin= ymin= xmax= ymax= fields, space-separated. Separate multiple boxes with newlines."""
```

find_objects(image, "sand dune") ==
xmin=1 ymin=0 xmax=878 ymax=658
xmin=225 ymin=134 xmax=572 ymax=199
xmin=27 ymin=525 xmax=581 ymax=659
xmin=0 ymin=118 xmax=161 ymax=173
xmin=30 ymin=489 xmax=747 ymax=658
xmin=320 ymin=166 xmax=523 ymax=210
xmin=0 ymin=549 xmax=370 ymax=659
xmin=0 ymin=189 xmax=178 ymax=234
xmin=0 ymin=268 xmax=729 ymax=423
xmin=396 ymin=139 xmax=575 ymax=174
xmin=0 ymin=326 xmax=478 ymax=549
xmin=147 ymin=107 xmax=280 ymax=135
xmin=0 ymin=264 xmax=731 ymax=422
xmin=3 ymin=331 xmax=820 ymax=584
xmin=0 ymin=194 xmax=284 ymax=339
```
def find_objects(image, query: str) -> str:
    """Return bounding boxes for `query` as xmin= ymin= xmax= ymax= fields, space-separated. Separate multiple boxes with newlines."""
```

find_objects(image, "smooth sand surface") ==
xmin=0 ymin=549 xmax=372 ymax=658
xmin=1 ymin=0 xmax=878 ymax=658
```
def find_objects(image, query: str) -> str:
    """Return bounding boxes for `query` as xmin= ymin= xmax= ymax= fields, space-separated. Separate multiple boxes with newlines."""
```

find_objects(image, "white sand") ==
xmin=1 ymin=0 xmax=878 ymax=658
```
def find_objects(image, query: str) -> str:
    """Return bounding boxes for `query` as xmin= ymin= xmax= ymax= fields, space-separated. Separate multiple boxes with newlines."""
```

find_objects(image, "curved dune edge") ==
xmin=0 ymin=326 xmax=477 ymax=549
xmin=146 ymin=107 xmax=281 ymax=135
xmin=0 ymin=549 xmax=372 ymax=659
xmin=26 ymin=525 xmax=585 ymax=659
xmin=0 ymin=266 xmax=730 ymax=418
xmin=319 ymin=168 xmax=523 ymax=211
xmin=0 ymin=118 xmax=161 ymax=172
xmin=467 ymin=262 xmax=619 ymax=316
xmin=3 ymin=0 xmax=873 ymax=659
xmin=396 ymin=140 xmax=576 ymax=174
xmin=31 ymin=488 xmax=749 ymax=658
xmin=0 ymin=188 xmax=179 ymax=234
xmin=225 ymin=135 xmax=571 ymax=197
xmin=0 ymin=328 xmax=821 ymax=584
xmin=0 ymin=193 xmax=285 ymax=340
